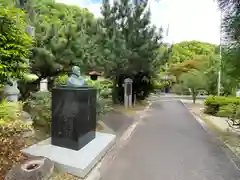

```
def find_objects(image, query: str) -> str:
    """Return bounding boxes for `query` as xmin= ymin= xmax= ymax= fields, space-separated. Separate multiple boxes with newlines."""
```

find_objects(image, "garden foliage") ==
xmin=0 ymin=7 xmax=32 ymax=87
xmin=24 ymin=91 xmax=51 ymax=132
xmin=204 ymin=96 xmax=240 ymax=116
xmin=0 ymin=101 xmax=31 ymax=180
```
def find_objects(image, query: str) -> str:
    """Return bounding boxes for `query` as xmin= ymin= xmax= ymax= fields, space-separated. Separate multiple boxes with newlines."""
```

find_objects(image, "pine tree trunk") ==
xmin=112 ymin=78 xmax=118 ymax=104
xmin=191 ymin=88 xmax=196 ymax=104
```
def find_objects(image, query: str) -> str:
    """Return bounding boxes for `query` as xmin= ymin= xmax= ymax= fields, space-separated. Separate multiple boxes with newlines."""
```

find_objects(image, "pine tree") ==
xmin=217 ymin=0 xmax=240 ymax=79
xmin=101 ymin=0 xmax=163 ymax=102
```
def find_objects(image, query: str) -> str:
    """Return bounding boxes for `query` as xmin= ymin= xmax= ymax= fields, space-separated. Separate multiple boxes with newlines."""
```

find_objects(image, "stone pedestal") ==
xmin=51 ymin=86 xmax=97 ymax=151
xmin=21 ymin=132 xmax=116 ymax=178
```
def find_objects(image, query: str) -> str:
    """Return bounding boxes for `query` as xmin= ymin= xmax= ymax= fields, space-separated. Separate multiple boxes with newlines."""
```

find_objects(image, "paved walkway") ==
xmin=100 ymin=100 xmax=240 ymax=180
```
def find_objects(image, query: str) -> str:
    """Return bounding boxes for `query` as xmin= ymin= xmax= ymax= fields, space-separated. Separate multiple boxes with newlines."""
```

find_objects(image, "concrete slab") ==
xmin=22 ymin=132 xmax=116 ymax=178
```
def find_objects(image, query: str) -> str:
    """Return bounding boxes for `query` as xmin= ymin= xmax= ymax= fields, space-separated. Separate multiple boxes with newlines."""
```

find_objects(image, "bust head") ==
xmin=67 ymin=66 xmax=85 ymax=87
xmin=72 ymin=66 xmax=81 ymax=77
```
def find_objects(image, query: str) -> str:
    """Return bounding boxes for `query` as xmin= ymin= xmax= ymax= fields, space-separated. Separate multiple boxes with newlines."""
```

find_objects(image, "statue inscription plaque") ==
xmin=58 ymin=101 xmax=79 ymax=138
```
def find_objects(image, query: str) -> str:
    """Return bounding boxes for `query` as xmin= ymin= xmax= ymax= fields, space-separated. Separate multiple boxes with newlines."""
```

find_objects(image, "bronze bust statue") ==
xmin=67 ymin=66 xmax=85 ymax=87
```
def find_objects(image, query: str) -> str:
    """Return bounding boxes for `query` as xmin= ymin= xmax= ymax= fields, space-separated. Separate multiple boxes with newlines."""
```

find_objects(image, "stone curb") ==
xmin=179 ymin=100 xmax=207 ymax=131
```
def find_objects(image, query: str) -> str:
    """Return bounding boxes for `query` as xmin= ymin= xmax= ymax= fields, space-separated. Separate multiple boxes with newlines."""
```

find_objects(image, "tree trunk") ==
xmin=112 ymin=78 xmax=118 ymax=104
xmin=191 ymin=88 xmax=196 ymax=104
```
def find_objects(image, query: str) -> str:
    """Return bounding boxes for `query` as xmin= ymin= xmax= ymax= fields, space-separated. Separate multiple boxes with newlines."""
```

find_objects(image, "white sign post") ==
xmin=124 ymin=78 xmax=133 ymax=108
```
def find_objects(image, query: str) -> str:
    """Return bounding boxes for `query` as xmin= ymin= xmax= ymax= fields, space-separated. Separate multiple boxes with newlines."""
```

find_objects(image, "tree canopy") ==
xmin=27 ymin=0 xmax=103 ymax=79
xmin=180 ymin=69 xmax=206 ymax=103
xmin=99 ymin=0 xmax=163 ymax=101
xmin=0 ymin=6 xmax=32 ymax=87
xmin=100 ymin=0 xmax=162 ymax=77
xmin=216 ymin=0 xmax=240 ymax=94
xmin=0 ymin=0 xmax=165 ymax=101
xmin=168 ymin=40 xmax=217 ymax=64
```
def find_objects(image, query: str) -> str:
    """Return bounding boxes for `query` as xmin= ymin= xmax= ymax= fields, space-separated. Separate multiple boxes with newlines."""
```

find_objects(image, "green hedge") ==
xmin=204 ymin=96 xmax=240 ymax=116
xmin=153 ymin=81 xmax=164 ymax=90
xmin=217 ymin=104 xmax=233 ymax=116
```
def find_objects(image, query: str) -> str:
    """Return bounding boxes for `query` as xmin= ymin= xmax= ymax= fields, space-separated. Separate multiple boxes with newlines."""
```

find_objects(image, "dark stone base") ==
xmin=51 ymin=131 xmax=96 ymax=151
xmin=51 ymin=86 xmax=97 ymax=151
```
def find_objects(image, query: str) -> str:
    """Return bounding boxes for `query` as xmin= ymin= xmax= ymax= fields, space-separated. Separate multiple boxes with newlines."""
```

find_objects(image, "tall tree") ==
xmin=217 ymin=0 xmax=240 ymax=10
xmin=180 ymin=69 xmax=206 ymax=103
xmin=217 ymin=0 xmax=240 ymax=92
xmin=0 ymin=0 xmax=105 ymax=98
xmin=168 ymin=54 xmax=220 ymax=95
xmin=101 ymin=0 xmax=163 ymax=102
xmin=23 ymin=0 xmax=103 ymax=79
xmin=200 ymin=55 xmax=220 ymax=95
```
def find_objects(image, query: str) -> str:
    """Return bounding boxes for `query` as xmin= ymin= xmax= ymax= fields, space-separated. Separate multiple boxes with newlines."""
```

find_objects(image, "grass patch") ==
xmin=114 ymin=100 xmax=149 ymax=117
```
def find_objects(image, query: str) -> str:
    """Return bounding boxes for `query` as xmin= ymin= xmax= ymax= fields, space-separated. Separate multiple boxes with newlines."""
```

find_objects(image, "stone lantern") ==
xmin=4 ymin=79 xmax=20 ymax=102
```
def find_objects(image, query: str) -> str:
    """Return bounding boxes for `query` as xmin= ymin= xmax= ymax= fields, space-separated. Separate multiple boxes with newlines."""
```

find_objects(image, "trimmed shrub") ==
xmin=86 ymin=79 xmax=113 ymax=115
xmin=216 ymin=103 xmax=240 ymax=127
xmin=24 ymin=92 xmax=51 ymax=133
xmin=204 ymin=96 xmax=240 ymax=115
xmin=54 ymin=74 xmax=68 ymax=86
xmin=217 ymin=104 xmax=236 ymax=117
xmin=85 ymin=79 xmax=112 ymax=97
xmin=99 ymin=78 xmax=113 ymax=89
xmin=153 ymin=81 xmax=164 ymax=90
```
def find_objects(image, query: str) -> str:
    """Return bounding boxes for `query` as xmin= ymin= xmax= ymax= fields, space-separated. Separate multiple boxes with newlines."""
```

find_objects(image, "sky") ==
xmin=56 ymin=0 xmax=221 ymax=45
